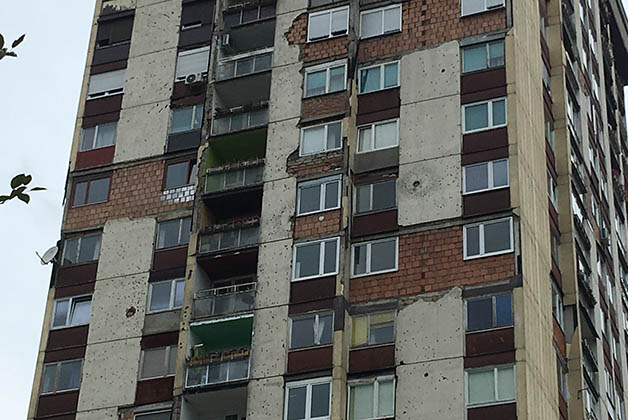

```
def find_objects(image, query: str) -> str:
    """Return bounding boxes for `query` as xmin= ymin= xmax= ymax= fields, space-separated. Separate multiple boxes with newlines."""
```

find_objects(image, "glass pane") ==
xmin=492 ymin=159 xmax=508 ymax=187
xmin=467 ymin=297 xmax=492 ymax=331
xmin=80 ymin=127 xmax=96 ymax=151
xmin=302 ymin=126 xmax=325 ymax=154
xmin=306 ymin=70 xmax=326 ymax=96
xmin=223 ymin=12 xmax=240 ymax=28
xmin=142 ymin=348 xmax=167 ymax=378
xmin=354 ymin=244 xmax=368 ymax=275
xmin=484 ymin=219 xmax=511 ymax=254
xmin=249 ymin=109 xmax=268 ymax=127
xmin=193 ymin=105 xmax=203 ymax=129
xmin=465 ymin=225 xmax=480 ymax=257
xmin=492 ymin=99 xmax=506 ymax=126
xmin=240 ymin=227 xmax=258 ymax=247
xmin=87 ymin=178 xmax=110 ymax=204
xmin=254 ymin=53 xmax=272 ymax=72
xmin=323 ymin=240 xmax=337 ymax=274
xmin=168 ymin=346 xmax=177 ymax=374
xmin=78 ymin=234 xmax=100 ymax=263
xmin=186 ymin=365 xmax=206 ymax=386
xmin=495 ymin=294 xmax=513 ymax=327
xmin=53 ymin=300 xmax=69 ymax=327
xmin=150 ymin=282 xmax=172 ymax=312
xmin=173 ymin=280 xmax=184 ymax=308
xmin=497 ymin=366 xmax=515 ymax=401
xmin=218 ymin=60 xmax=236 ymax=79
xmin=358 ymin=127 xmax=372 ymax=152
xmin=352 ymin=316 xmax=368 ymax=346
xmin=231 ymin=113 xmax=246 ymax=131
xmin=171 ymin=107 xmax=194 ymax=133
xmin=318 ymin=313 xmax=333 ymax=345
xmin=299 ymin=184 xmax=322 ymax=214
xmin=309 ymin=13 xmax=330 ymax=40
xmin=63 ymin=238 xmax=79 ymax=265
xmin=291 ymin=316 xmax=315 ymax=349
xmin=356 ymin=184 xmax=372 ymax=213
xmin=464 ymin=163 xmax=489 ymax=193
xmin=228 ymin=359 xmax=248 ymax=380
xmin=324 ymin=180 xmax=339 ymax=209
xmin=384 ymin=63 xmax=398 ymax=88
xmin=311 ymin=383 xmax=331 ymax=417
xmin=180 ymin=217 xmax=191 ymax=245
xmin=260 ymin=4 xmax=275 ymax=18
xmin=464 ymin=103 xmax=489 ymax=132
xmin=374 ymin=121 xmax=397 ymax=149
xmin=166 ymin=162 xmax=189 ymax=189
xmin=463 ymin=45 xmax=487 ymax=73
xmin=468 ymin=370 xmax=495 ymax=404
xmin=370 ymin=312 xmax=395 ymax=344
xmin=158 ymin=220 xmax=179 ymax=249
xmin=95 ymin=122 xmax=116 ymax=148
xmin=241 ymin=8 xmax=258 ymax=24
xmin=224 ymin=169 xmax=245 ymax=188
xmin=331 ymin=8 xmax=348 ymax=34
xmin=327 ymin=122 xmax=342 ymax=150
xmin=221 ymin=230 xmax=239 ymax=250
xmin=489 ymin=40 xmax=505 ymax=67
xmin=370 ymin=240 xmax=396 ymax=272
xmin=378 ymin=380 xmax=395 ymax=417
xmin=295 ymin=243 xmax=321 ymax=278
xmin=329 ymin=66 xmax=345 ymax=92
xmin=361 ymin=10 xmax=382 ymax=38
xmin=70 ymin=299 xmax=91 ymax=325
xmin=350 ymin=383 xmax=374 ymax=420
xmin=462 ymin=0 xmax=484 ymax=15
xmin=235 ymin=57 xmax=254 ymax=76
xmin=383 ymin=6 xmax=401 ymax=32
xmin=287 ymin=386 xmax=306 ymax=420
xmin=73 ymin=182 xmax=88 ymax=206
xmin=58 ymin=360 xmax=82 ymax=391
xmin=208 ymin=362 xmax=228 ymax=383
xmin=361 ymin=66 xmax=380 ymax=93
xmin=42 ymin=364 xmax=57 ymax=393
xmin=372 ymin=180 xmax=396 ymax=210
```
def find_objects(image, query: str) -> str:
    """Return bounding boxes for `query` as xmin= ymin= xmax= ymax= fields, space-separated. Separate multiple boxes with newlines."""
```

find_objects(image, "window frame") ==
xmin=71 ymin=176 xmax=111 ymax=207
xmin=147 ymin=279 xmax=185 ymax=314
xmin=296 ymin=175 xmax=342 ymax=216
xmin=462 ymin=158 xmax=509 ymax=195
xmin=461 ymin=39 xmax=505 ymax=73
xmin=547 ymin=169 xmax=558 ymax=208
xmin=292 ymin=237 xmax=341 ymax=282
xmin=358 ymin=61 xmax=400 ymax=94
xmin=79 ymin=122 xmax=117 ymax=152
xmin=86 ymin=69 xmax=125 ymax=100
xmin=461 ymin=0 xmax=506 ymax=17
xmin=51 ymin=295 xmax=92 ymax=329
xmin=284 ymin=377 xmax=333 ymax=420
xmin=461 ymin=97 xmax=507 ymax=134
xmin=346 ymin=375 xmax=396 ymax=420
xmin=351 ymin=311 xmax=396 ymax=348
xmin=175 ymin=46 xmax=210 ymax=81
xmin=356 ymin=119 xmax=400 ymax=153
xmin=465 ymin=293 xmax=513 ymax=332
xmin=463 ymin=217 xmax=514 ymax=260
xmin=307 ymin=6 xmax=350 ymax=42
xmin=164 ymin=159 xmax=197 ymax=190
xmin=354 ymin=178 xmax=397 ymax=214
xmin=304 ymin=60 xmax=348 ymax=98
xmin=139 ymin=345 xmax=177 ymax=381
xmin=61 ymin=233 xmax=102 ymax=266
xmin=465 ymin=365 xmax=516 ymax=407
xmin=351 ymin=237 xmax=399 ymax=278
xmin=359 ymin=4 xmax=403 ymax=39
xmin=299 ymin=120 xmax=343 ymax=156
xmin=134 ymin=410 xmax=173 ymax=420
xmin=289 ymin=311 xmax=335 ymax=350
xmin=40 ymin=359 xmax=83 ymax=395
xmin=155 ymin=217 xmax=191 ymax=250
xmin=169 ymin=103 xmax=204 ymax=134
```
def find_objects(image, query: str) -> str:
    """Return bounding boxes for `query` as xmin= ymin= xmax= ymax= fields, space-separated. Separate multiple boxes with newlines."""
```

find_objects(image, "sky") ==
xmin=1 ymin=1 xmax=628 ymax=419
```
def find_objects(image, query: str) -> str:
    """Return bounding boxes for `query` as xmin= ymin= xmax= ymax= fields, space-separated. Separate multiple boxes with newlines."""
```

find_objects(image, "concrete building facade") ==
xmin=27 ymin=0 xmax=628 ymax=419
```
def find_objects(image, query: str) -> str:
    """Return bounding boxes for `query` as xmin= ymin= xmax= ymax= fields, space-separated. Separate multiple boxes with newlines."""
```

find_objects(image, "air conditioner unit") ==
xmin=185 ymin=72 xmax=204 ymax=85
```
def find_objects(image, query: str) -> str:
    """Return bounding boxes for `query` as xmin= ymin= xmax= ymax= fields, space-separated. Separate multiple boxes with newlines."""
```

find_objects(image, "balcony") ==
xmin=204 ymin=160 xmax=264 ymax=195
xmin=186 ymin=350 xmax=250 ymax=388
xmin=216 ymin=49 xmax=273 ymax=82
xmin=579 ymin=270 xmax=597 ymax=308
xmin=579 ymin=303 xmax=599 ymax=340
xmin=193 ymin=282 xmax=256 ymax=320
xmin=212 ymin=108 xmax=269 ymax=137
xmin=198 ymin=223 xmax=259 ymax=255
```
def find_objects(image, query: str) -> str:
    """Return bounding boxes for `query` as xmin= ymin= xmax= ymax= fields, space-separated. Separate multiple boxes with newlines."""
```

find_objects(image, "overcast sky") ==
xmin=1 ymin=1 xmax=628 ymax=419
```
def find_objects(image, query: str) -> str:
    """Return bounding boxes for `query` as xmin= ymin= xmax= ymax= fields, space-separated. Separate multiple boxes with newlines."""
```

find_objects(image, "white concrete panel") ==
xmin=268 ymin=62 xmax=302 ymax=123
xmin=88 ymin=273 xmax=148 ymax=345
xmin=76 ymin=407 xmax=118 ymax=420
xmin=400 ymin=41 xmax=460 ymax=105
xmin=255 ymin=239 xmax=292 ymax=308
xmin=77 ymin=338 xmax=141 ymax=411
xmin=249 ymin=306 xmax=289 ymax=378
xmin=265 ymin=118 xmax=299 ymax=182
xmin=97 ymin=217 xmax=156 ymax=279
xmin=122 ymin=50 xmax=176 ymax=109
xmin=398 ymin=155 xmax=462 ymax=226
xmin=129 ymin=0 xmax=180 ymax=58
xmin=259 ymin=177 xmax=296 ymax=241
xmin=276 ymin=0 xmax=307 ymax=14
xmin=114 ymin=100 xmax=169 ymax=162
xmin=246 ymin=376 xmax=286 ymax=420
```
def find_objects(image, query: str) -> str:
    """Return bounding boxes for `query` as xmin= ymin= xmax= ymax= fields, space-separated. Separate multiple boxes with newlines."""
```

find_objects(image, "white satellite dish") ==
xmin=37 ymin=246 xmax=59 ymax=265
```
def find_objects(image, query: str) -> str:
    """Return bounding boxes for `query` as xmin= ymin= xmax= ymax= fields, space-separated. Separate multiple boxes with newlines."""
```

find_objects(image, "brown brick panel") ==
xmin=135 ymin=376 xmax=174 ymax=405
xmin=83 ymin=95 xmax=123 ymax=118
xmin=44 ymin=346 xmax=86 ymax=364
xmin=287 ymin=150 xmax=344 ymax=178
xmin=287 ymin=346 xmax=333 ymax=374
xmin=294 ymin=210 xmax=341 ymax=240
xmin=65 ymin=160 xmax=191 ymax=231
xmin=461 ymin=86 xmax=507 ymax=105
xmin=462 ymin=127 xmax=508 ymax=154
xmin=467 ymin=402 xmax=516 ymax=420
xmin=289 ymin=297 xmax=335 ymax=316
xmin=349 ymin=226 xmax=516 ymax=303
xmin=460 ymin=145 xmax=508 ymax=165
xmin=54 ymin=282 xmax=95 ymax=299
xmin=152 ymin=246 xmax=188 ymax=271
xmin=465 ymin=350 xmax=515 ymax=369
xmin=349 ymin=345 xmax=395 ymax=373
xmin=461 ymin=68 xmax=506 ymax=96
xmin=356 ymin=88 xmax=401 ymax=126
xmin=37 ymin=391 xmax=79 ymax=418
xmin=75 ymin=146 xmax=115 ymax=170
xmin=301 ymin=92 xmax=348 ymax=121
xmin=285 ymin=13 xmax=348 ymax=63
xmin=47 ymin=326 xmax=89 ymax=351
xmin=140 ymin=331 xmax=179 ymax=349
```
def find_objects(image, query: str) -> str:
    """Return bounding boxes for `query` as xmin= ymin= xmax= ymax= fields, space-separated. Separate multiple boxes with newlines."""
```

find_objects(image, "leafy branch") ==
xmin=0 ymin=174 xmax=46 ymax=204
xmin=0 ymin=32 xmax=25 ymax=61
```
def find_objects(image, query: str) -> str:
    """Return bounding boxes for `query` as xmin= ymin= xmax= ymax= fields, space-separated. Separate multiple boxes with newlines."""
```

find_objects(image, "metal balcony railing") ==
xmin=185 ymin=356 xmax=250 ymax=388
xmin=204 ymin=161 xmax=264 ymax=194
xmin=198 ymin=225 xmax=260 ymax=254
xmin=193 ymin=282 xmax=256 ymax=319
xmin=216 ymin=50 xmax=273 ymax=81
xmin=212 ymin=108 xmax=269 ymax=136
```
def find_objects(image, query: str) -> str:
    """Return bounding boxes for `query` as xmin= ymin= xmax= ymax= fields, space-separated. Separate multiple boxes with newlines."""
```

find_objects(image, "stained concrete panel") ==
xmin=122 ymin=50 xmax=176 ymax=109
xmin=97 ymin=217 xmax=156 ymax=279
xmin=255 ymin=239 xmax=292 ymax=308
xmin=273 ymin=10 xmax=305 ymax=67
xmin=398 ymin=155 xmax=462 ymax=227
xmin=77 ymin=338 xmax=140 ymax=411
xmin=143 ymin=309 xmax=181 ymax=335
xmin=246 ymin=376 xmax=286 ymax=420
xmin=259 ymin=178 xmax=296 ymax=241
xmin=136 ymin=0 xmax=175 ymax=8
xmin=276 ymin=0 xmax=307 ymax=14
xmin=114 ymin=100 xmax=170 ymax=162
xmin=249 ymin=306 xmax=289 ymax=378
xmin=265 ymin=119 xmax=299 ymax=182
xmin=268 ymin=63 xmax=302 ymax=123
xmin=76 ymin=407 xmax=118 ymax=420
xmin=129 ymin=0 xmax=181 ymax=58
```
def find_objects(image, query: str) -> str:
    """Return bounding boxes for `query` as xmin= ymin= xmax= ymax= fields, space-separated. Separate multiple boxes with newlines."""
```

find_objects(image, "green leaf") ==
xmin=0 ymin=34 xmax=4 ymax=50
xmin=17 ymin=193 xmax=30 ymax=204
xmin=10 ymin=174 xmax=28 ymax=189
xmin=9 ymin=186 xmax=27 ymax=198
xmin=29 ymin=187 xmax=46 ymax=192
xmin=0 ymin=195 xmax=10 ymax=204
xmin=23 ymin=174 xmax=32 ymax=185
xmin=11 ymin=34 xmax=25 ymax=48
xmin=0 ymin=49 xmax=6 ymax=60
xmin=5 ymin=51 xmax=17 ymax=57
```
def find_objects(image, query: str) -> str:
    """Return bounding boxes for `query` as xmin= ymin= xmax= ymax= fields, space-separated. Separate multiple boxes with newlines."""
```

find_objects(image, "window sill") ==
xmin=462 ymin=124 xmax=507 ymax=136
xmin=461 ymin=66 xmax=505 ymax=76
xmin=350 ymin=342 xmax=395 ymax=350
xmin=71 ymin=199 xmax=108 ymax=208
xmin=461 ymin=5 xmax=506 ymax=18
xmin=40 ymin=388 xmax=80 ymax=396
xmin=60 ymin=260 xmax=99 ymax=269
xmin=355 ymin=144 xmax=399 ymax=155
xmin=50 ymin=322 xmax=89 ymax=331
xmin=466 ymin=398 xmax=516 ymax=409
xmin=296 ymin=207 xmax=341 ymax=218
xmin=354 ymin=207 xmax=398 ymax=217
xmin=292 ymin=272 xmax=338 ymax=282
xmin=306 ymin=33 xmax=348 ymax=44
xmin=146 ymin=307 xmax=182 ymax=316
xmin=139 ymin=374 xmax=175 ymax=382
xmin=86 ymin=91 xmax=123 ymax=101
xmin=465 ymin=325 xmax=513 ymax=335
xmin=289 ymin=344 xmax=333 ymax=352
xmin=463 ymin=249 xmax=513 ymax=261
xmin=358 ymin=85 xmax=400 ymax=96
xmin=359 ymin=29 xmax=402 ymax=41
xmin=462 ymin=186 xmax=509 ymax=196
xmin=169 ymin=127 xmax=201 ymax=136
xmin=303 ymin=88 xmax=347 ymax=100
xmin=78 ymin=144 xmax=116 ymax=153
xmin=155 ymin=244 xmax=189 ymax=252
xmin=351 ymin=267 xmax=398 ymax=279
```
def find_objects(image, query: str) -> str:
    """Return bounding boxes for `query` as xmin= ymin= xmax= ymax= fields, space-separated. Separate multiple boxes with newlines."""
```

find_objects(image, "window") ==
xmin=466 ymin=293 xmax=512 ymax=331
xmin=552 ymin=283 xmax=564 ymax=327
xmin=156 ymin=217 xmax=191 ymax=249
xmin=199 ymin=226 xmax=259 ymax=253
xmin=52 ymin=296 xmax=92 ymax=328
xmin=348 ymin=376 xmax=394 ymax=420
xmin=352 ymin=238 xmax=398 ymax=277
xmin=139 ymin=345 xmax=177 ymax=379
xmin=307 ymin=6 xmax=349 ymax=41
xmin=134 ymin=411 xmax=172 ymax=420
xmin=170 ymin=104 xmax=203 ymax=134
xmin=304 ymin=61 xmax=347 ymax=97
xmin=223 ymin=3 xmax=276 ymax=27
xmin=357 ymin=119 xmax=399 ymax=153
xmin=548 ymin=170 xmax=558 ymax=208
xmin=557 ymin=357 xmax=568 ymax=400
xmin=95 ymin=16 xmax=133 ymax=48
xmin=175 ymin=47 xmax=210 ymax=80
xmin=217 ymin=50 xmax=273 ymax=80
xmin=463 ymin=217 xmax=513 ymax=259
xmin=41 ymin=360 xmax=82 ymax=394
xmin=293 ymin=237 xmax=339 ymax=281
xmin=359 ymin=61 xmax=399 ymax=94
xmin=80 ymin=122 xmax=117 ymax=151
xmin=290 ymin=312 xmax=333 ymax=349
xmin=300 ymin=121 xmax=342 ymax=156
xmin=148 ymin=279 xmax=185 ymax=313
xmin=355 ymin=179 xmax=396 ymax=214
xmin=62 ymin=233 xmax=102 ymax=265
xmin=87 ymin=69 xmax=125 ymax=99
xmin=186 ymin=357 xmax=249 ymax=387
xmin=462 ymin=40 xmax=504 ymax=73
xmin=462 ymin=159 xmax=509 ymax=194
xmin=360 ymin=5 xmax=402 ymax=39
xmin=72 ymin=177 xmax=111 ymax=207
xmin=466 ymin=365 xmax=515 ymax=406
xmin=462 ymin=98 xmax=506 ymax=133
xmin=462 ymin=0 xmax=505 ymax=16
xmin=352 ymin=312 xmax=395 ymax=347
xmin=284 ymin=377 xmax=332 ymax=420
xmin=165 ymin=160 xmax=197 ymax=189
xmin=297 ymin=176 xmax=341 ymax=216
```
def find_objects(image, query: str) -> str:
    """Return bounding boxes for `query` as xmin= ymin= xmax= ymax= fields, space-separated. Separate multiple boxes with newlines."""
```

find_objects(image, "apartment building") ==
xmin=26 ymin=0 xmax=628 ymax=419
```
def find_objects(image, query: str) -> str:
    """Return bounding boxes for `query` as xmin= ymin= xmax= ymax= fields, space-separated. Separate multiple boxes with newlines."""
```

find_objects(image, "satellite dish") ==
xmin=37 ymin=246 xmax=59 ymax=265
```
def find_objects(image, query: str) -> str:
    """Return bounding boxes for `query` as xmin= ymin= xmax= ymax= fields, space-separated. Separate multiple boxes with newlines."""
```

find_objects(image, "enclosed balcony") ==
xmin=221 ymin=3 xmax=275 ymax=58
xmin=193 ymin=281 xmax=256 ymax=320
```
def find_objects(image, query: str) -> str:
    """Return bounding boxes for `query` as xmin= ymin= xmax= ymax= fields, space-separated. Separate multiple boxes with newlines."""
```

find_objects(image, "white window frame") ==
xmin=462 ymin=97 xmax=507 ymax=134
xmin=299 ymin=121 xmax=343 ymax=156
xmin=217 ymin=47 xmax=274 ymax=80
xmin=292 ymin=237 xmax=340 ymax=281
xmin=357 ymin=118 xmax=399 ymax=153
xmin=297 ymin=175 xmax=342 ymax=216
xmin=175 ymin=46 xmax=210 ymax=81
xmin=465 ymin=365 xmax=516 ymax=407
xmin=284 ymin=377 xmax=333 ymax=420
xmin=359 ymin=4 xmax=403 ymax=39
xmin=351 ymin=311 xmax=396 ymax=348
xmin=51 ymin=295 xmax=92 ymax=329
xmin=289 ymin=311 xmax=334 ymax=349
xmin=79 ymin=122 xmax=117 ymax=152
xmin=40 ymin=359 xmax=83 ymax=395
xmin=351 ymin=237 xmax=399 ymax=278
xmin=461 ymin=0 xmax=506 ymax=17
xmin=347 ymin=376 xmax=396 ymax=420
xmin=358 ymin=61 xmax=400 ymax=94
xmin=307 ymin=6 xmax=349 ymax=42
xmin=139 ymin=345 xmax=177 ymax=380
xmin=354 ymin=178 xmax=397 ymax=214
xmin=548 ymin=170 xmax=558 ymax=208
xmin=462 ymin=159 xmax=509 ymax=195
xmin=170 ymin=104 xmax=204 ymax=134
xmin=551 ymin=282 xmax=564 ymax=328
xmin=304 ymin=60 xmax=348 ymax=98
xmin=465 ymin=293 xmax=513 ymax=332
xmin=147 ymin=279 xmax=185 ymax=313
xmin=463 ymin=217 xmax=514 ymax=260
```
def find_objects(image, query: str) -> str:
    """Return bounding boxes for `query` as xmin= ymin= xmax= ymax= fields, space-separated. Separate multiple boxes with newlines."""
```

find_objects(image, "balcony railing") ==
xmin=185 ymin=356 xmax=250 ymax=388
xmin=193 ymin=282 xmax=256 ymax=318
xmin=198 ymin=225 xmax=260 ymax=254
xmin=216 ymin=50 xmax=273 ymax=81
xmin=212 ymin=108 xmax=269 ymax=136
xmin=204 ymin=161 xmax=264 ymax=194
